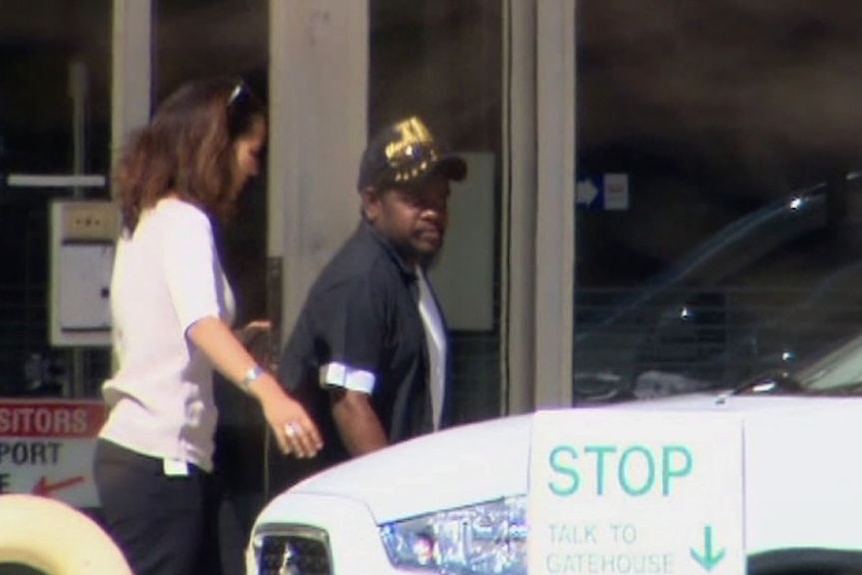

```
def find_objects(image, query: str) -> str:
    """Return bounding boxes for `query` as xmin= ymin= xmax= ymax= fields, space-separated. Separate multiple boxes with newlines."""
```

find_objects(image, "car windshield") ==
xmin=574 ymin=172 xmax=862 ymax=402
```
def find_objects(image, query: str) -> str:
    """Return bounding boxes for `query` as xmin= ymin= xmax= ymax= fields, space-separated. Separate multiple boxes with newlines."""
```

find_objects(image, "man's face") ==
xmin=363 ymin=174 xmax=451 ymax=266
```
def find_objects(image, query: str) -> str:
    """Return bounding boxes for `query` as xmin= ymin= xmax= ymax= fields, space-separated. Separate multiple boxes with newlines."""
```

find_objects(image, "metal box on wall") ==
xmin=49 ymin=201 xmax=119 ymax=347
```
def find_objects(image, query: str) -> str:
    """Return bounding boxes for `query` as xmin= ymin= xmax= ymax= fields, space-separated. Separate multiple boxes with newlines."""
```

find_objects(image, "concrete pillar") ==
xmin=502 ymin=0 xmax=537 ymax=414
xmin=534 ymin=0 xmax=576 ymax=408
xmin=504 ymin=0 xmax=576 ymax=411
xmin=110 ymin=0 xmax=152 ymax=194
xmin=268 ymin=0 xmax=369 ymax=343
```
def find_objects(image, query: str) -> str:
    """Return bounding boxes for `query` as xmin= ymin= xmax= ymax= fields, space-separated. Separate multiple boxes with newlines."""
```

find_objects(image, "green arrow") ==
xmin=690 ymin=525 xmax=726 ymax=572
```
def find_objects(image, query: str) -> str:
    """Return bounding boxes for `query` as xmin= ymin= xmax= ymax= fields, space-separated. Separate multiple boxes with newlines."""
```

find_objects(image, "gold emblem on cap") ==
xmin=385 ymin=117 xmax=435 ymax=163
xmin=382 ymin=117 xmax=444 ymax=183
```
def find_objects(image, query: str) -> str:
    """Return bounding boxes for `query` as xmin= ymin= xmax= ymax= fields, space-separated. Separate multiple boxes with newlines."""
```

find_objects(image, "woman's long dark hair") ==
xmin=114 ymin=77 xmax=264 ymax=232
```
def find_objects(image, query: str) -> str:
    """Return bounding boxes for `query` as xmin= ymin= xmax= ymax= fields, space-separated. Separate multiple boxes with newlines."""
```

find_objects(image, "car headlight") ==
xmin=379 ymin=496 xmax=527 ymax=574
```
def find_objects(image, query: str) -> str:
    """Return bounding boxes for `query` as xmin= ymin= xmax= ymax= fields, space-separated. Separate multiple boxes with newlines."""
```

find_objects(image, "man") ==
xmin=275 ymin=116 xmax=466 ymax=476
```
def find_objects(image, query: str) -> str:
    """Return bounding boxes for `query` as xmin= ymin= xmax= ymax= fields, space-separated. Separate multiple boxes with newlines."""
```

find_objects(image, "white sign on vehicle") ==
xmin=0 ymin=400 xmax=106 ymax=508
xmin=528 ymin=409 xmax=745 ymax=574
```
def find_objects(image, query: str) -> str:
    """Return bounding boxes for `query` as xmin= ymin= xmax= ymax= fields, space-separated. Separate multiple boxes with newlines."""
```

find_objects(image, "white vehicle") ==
xmin=246 ymin=332 xmax=862 ymax=575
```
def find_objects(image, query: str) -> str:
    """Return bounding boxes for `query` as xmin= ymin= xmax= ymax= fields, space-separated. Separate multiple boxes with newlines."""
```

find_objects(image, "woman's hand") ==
xmin=254 ymin=376 xmax=323 ymax=458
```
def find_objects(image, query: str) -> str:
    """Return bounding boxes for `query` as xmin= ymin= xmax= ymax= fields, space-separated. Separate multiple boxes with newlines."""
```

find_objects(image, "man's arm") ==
xmin=330 ymin=389 xmax=388 ymax=456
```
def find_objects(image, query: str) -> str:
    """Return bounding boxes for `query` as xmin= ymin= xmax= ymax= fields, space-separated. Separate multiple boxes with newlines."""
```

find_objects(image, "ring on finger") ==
xmin=284 ymin=422 xmax=301 ymax=438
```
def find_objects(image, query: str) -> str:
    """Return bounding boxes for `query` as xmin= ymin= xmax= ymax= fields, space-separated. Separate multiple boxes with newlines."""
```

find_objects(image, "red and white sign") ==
xmin=0 ymin=399 xmax=106 ymax=508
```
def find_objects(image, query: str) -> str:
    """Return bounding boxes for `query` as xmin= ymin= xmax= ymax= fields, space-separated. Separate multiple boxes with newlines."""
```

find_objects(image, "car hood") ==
xmin=280 ymin=413 xmax=534 ymax=523
xmin=268 ymin=392 xmax=862 ymax=553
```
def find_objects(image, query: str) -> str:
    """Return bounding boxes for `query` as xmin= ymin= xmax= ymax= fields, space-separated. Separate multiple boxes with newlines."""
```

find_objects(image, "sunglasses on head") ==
xmin=226 ymin=80 xmax=255 ymax=138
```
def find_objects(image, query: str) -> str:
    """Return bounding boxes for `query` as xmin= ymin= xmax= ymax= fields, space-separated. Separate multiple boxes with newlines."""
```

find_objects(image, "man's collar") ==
xmin=360 ymin=219 xmax=417 ymax=280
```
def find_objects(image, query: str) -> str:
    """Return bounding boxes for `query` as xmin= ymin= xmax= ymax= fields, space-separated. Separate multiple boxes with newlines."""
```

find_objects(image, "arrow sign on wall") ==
xmin=32 ymin=475 xmax=85 ymax=497
xmin=576 ymin=179 xmax=599 ymax=207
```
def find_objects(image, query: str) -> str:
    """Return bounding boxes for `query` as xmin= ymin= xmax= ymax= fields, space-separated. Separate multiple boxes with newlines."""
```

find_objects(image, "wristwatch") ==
xmin=242 ymin=365 xmax=266 ymax=391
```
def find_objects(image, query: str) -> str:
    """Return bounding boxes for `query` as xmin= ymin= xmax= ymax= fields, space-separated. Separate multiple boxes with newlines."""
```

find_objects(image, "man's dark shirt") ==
xmin=274 ymin=220 xmax=452 ymax=481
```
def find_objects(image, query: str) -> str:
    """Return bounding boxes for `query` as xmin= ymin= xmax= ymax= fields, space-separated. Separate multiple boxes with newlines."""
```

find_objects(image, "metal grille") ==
xmin=1 ymin=195 xmax=111 ymax=399
xmin=0 ymin=283 xmax=48 ymax=395
xmin=255 ymin=527 xmax=333 ymax=575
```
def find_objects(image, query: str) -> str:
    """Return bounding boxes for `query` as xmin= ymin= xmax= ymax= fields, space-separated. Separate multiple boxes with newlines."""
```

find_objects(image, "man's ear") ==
xmin=360 ymin=186 xmax=381 ymax=222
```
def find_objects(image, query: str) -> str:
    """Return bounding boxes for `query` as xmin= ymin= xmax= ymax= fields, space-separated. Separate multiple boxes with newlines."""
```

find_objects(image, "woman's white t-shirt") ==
xmin=99 ymin=198 xmax=234 ymax=472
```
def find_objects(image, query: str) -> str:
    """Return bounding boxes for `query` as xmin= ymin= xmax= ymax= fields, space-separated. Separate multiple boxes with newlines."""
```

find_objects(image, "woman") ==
xmin=93 ymin=77 xmax=322 ymax=575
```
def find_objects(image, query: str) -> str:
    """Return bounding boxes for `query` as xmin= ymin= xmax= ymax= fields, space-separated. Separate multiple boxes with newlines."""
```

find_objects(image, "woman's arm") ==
xmin=234 ymin=319 xmax=272 ymax=366
xmin=187 ymin=316 xmax=323 ymax=457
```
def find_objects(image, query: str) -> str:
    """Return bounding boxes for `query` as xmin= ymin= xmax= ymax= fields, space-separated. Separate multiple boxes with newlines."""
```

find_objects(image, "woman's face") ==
xmin=233 ymin=115 xmax=266 ymax=194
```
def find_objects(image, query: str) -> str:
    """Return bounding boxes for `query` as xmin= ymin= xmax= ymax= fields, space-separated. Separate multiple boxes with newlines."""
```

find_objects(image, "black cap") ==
xmin=357 ymin=116 xmax=467 ymax=191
